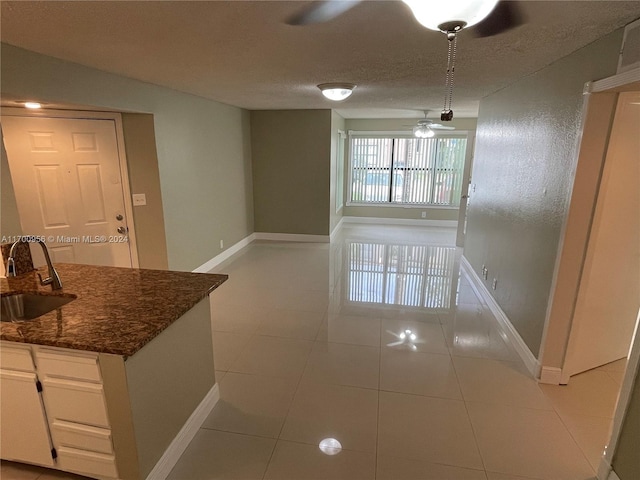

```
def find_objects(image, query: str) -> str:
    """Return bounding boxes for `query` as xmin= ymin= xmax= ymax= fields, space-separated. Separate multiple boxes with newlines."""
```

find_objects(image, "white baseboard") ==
xmin=461 ymin=256 xmax=541 ymax=378
xmin=539 ymin=366 xmax=563 ymax=385
xmin=330 ymin=217 xmax=345 ymax=242
xmin=342 ymin=216 xmax=457 ymax=228
xmin=254 ymin=232 xmax=330 ymax=243
xmin=597 ymin=457 xmax=621 ymax=480
xmin=192 ymin=234 xmax=256 ymax=273
xmin=146 ymin=383 xmax=220 ymax=480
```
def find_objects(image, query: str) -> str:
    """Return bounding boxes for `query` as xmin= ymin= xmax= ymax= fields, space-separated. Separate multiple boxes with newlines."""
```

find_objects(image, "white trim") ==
xmin=145 ymin=383 xmax=220 ymax=480
xmin=600 ymin=309 xmax=640 ymax=477
xmin=342 ymin=216 xmax=457 ymax=228
xmin=330 ymin=217 xmax=345 ymax=242
xmin=537 ymin=86 xmax=594 ymax=372
xmin=112 ymin=113 xmax=140 ymax=268
xmin=539 ymin=366 xmax=564 ymax=385
xmin=461 ymin=256 xmax=541 ymax=378
xmin=254 ymin=232 xmax=330 ymax=243
xmin=598 ymin=457 xmax=622 ymax=480
xmin=592 ymin=67 xmax=640 ymax=92
xmin=0 ymin=108 xmax=140 ymax=268
xmin=192 ymin=233 xmax=256 ymax=273
xmin=346 ymin=202 xmax=459 ymax=210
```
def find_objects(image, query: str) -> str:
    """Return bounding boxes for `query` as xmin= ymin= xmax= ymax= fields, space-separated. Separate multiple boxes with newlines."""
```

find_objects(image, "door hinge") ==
xmin=36 ymin=380 xmax=43 ymax=392
xmin=51 ymin=448 xmax=57 ymax=459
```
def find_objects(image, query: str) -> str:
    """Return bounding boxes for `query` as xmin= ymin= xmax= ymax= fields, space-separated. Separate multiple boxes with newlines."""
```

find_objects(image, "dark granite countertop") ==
xmin=0 ymin=263 xmax=227 ymax=358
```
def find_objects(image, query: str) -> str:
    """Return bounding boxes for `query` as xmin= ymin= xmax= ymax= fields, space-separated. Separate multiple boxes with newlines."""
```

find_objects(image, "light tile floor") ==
xmin=1 ymin=225 xmax=628 ymax=480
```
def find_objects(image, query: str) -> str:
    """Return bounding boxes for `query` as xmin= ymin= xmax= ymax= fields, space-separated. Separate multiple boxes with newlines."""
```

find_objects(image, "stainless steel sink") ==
xmin=1 ymin=292 xmax=76 ymax=322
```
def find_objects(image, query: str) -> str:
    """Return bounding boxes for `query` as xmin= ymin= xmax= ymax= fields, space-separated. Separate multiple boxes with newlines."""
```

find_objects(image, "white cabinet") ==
xmin=0 ymin=343 xmax=118 ymax=479
xmin=0 ymin=368 xmax=55 ymax=467
xmin=35 ymin=348 xmax=118 ymax=479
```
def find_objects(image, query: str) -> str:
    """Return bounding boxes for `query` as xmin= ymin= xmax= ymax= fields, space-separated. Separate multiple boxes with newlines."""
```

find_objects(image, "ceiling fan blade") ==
xmin=431 ymin=125 xmax=456 ymax=130
xmin=472 ymin=1 xmax=525 ymax=38
xmin=286 ymin=1 xmax=361 ymax=26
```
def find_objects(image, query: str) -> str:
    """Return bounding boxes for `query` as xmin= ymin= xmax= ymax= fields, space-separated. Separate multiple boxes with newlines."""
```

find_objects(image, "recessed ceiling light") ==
xmin=24 ymin=102 xmax=42 ymax=109
xmin=318 ymin=83 xmax=356 ymax=101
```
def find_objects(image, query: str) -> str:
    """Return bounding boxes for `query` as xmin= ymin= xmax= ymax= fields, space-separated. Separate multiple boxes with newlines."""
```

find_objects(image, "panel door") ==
xmin=1 ymin=116 xmax=133 ymax=268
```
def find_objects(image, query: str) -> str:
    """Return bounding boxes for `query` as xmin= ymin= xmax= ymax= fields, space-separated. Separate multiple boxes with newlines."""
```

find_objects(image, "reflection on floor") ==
xmin=1 ymin=225 xmax=627 ymax=480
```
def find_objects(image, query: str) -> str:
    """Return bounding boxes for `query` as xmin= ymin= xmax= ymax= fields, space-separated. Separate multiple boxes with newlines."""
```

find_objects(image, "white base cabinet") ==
xmin=0 ymin=342 xmax=118 ymax=479
xmin=0 ymin=367 xmax=55 ymax=467
xmin=1 ymin=297 xmax=216 ymax=480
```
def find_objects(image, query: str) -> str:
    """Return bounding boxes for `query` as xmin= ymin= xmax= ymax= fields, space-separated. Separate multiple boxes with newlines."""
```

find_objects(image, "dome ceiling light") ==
xmin=402 ymin=0 xmax=499 ymax=121
xmin=318 ymin=83 xmax=356 ymax=101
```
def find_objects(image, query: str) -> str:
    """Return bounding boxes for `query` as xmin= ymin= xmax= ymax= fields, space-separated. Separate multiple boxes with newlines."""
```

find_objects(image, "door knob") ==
xmin=117 ymin=226 xmax=128 ymax=234
xmin=116 ymin=214 xmax=123 ymax=221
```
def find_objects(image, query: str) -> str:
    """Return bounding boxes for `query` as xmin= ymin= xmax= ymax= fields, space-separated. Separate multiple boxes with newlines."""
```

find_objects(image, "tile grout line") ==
xmin=447 ymin=326 xmax=489 ymax=475
xmin=375 ymin=315 xmax=383 ymax=480
xmin=260 ymin=302 xmax=330 ymax=480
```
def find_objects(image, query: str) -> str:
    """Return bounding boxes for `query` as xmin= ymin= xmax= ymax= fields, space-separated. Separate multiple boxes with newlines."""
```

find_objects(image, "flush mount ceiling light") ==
xmin=318 ymin=83 xmax=356 ymax=101
xmin=24 ymin=102 xmax=42 ymax=109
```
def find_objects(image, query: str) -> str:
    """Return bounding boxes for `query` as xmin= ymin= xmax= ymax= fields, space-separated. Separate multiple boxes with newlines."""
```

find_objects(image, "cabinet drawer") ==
xmin=42 ymin=378 xmax=109 ymax=428
xmin=56 ymin=446 xmax=118 ymax=479
xmin=51 ymin=420 xmax=113 ymax=455
xmin=35 ymin=349 xmax=101 ymax=382
xmin=0 ymin=343 xmax=35 ymax=372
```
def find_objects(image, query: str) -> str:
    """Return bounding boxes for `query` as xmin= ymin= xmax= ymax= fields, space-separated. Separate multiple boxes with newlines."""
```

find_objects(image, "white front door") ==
xmin=564 ymin=91 xmax=640 ymax=376
xmin=1 ymin=115 xmax=134 ymax=268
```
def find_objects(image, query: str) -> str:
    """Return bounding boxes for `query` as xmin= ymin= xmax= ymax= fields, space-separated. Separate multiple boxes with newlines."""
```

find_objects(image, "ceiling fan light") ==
xmin=402 ymin=0 xmax=499 ymax=31
xmin=413 ymin=125 xmax=435 ymax=138
xmin=318 ymin=83 xmax=356 ymax=101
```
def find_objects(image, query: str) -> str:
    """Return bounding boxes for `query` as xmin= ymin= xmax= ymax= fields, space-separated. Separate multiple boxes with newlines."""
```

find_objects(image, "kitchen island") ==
xmin=1 ymin=263 xmax=227 ymax=480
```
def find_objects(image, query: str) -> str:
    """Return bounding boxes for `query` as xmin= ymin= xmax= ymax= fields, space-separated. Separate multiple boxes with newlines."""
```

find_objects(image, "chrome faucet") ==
xmin=7 ymin=239 xmax=63 ymax=290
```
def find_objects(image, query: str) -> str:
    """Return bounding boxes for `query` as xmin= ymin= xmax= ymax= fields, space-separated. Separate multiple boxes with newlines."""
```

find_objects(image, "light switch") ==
xmin=132 ymin=194 xmax=147 ymax=206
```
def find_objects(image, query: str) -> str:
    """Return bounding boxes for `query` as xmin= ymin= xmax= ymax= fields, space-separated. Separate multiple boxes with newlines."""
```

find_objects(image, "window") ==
xmin=349 ymin=135 xmax=467 ymax=206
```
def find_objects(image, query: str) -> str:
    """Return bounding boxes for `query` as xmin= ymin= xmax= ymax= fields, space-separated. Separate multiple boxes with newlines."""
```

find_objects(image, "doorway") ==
xmin=563 ymin=90 xmax=640 ymax=377
xmin=1 ymin=110 xmax=138 ymax=269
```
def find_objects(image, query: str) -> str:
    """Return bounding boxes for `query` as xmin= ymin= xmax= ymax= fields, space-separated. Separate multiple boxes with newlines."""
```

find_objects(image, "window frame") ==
xmin=346 ymin=130 xmax=470 ymax=209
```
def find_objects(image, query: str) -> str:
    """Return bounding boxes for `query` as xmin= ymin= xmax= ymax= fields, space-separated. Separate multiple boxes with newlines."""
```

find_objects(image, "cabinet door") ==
xmin=0 ymin=369 xmax=55 ymax=467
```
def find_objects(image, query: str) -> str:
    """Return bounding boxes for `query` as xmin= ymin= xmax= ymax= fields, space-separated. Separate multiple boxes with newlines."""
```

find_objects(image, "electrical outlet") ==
xmin=492 ymin=278 xmax=498 ymax=290
xmin=220 ymin=240 xmax=224 ymax=249
xmin=421 ymin=211 xmax=427 ymax=218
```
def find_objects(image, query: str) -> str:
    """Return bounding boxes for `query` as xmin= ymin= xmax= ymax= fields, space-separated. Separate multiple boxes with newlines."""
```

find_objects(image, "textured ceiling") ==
xmin=1 ymin=1 xmax=640 ymax=118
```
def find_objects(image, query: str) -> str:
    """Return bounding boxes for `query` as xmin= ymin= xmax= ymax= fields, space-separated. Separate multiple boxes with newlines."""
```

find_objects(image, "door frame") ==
xmin=1 ymin=108 xmax=140 ymax=268
xmin=456 ymin=134 xmax=475 ymax=247
xmin=537 ymin=68 xmax=640 ymax=385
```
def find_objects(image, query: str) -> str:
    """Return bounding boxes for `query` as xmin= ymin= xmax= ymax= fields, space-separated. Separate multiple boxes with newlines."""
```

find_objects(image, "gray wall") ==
xmin=330 ymin=111 xmax=346 ymax=234
xmin=1 ymin=43 xmax=254 ymax=272
xmin=343 ymin=117 xmax=477 ymax=221
xmin=251 ymin=109 xmax=331 ymax=236
xmin=463 ymin=29 xmax=624 ymax=357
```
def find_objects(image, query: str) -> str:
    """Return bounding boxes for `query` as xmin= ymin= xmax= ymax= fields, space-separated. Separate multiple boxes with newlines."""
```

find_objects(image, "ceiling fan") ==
xmin=287 ymin=1 xmax=525 ymax=121
xmin=404 ymin=111 xmax=455 ymax=138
